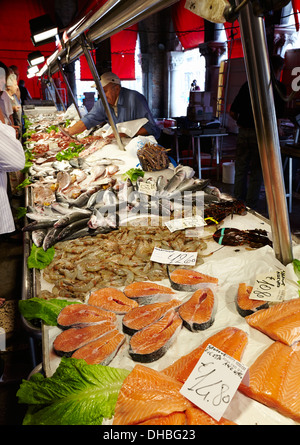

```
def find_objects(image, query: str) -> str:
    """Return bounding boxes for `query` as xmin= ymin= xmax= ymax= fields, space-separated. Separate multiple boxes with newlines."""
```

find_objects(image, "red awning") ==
xmin=225 ymin=21 xmax=243 ymax=59
xmin=292 ymin=0 xmax=300 ymax=30
xmin=172 ymin=0 xmax=205 ymax=50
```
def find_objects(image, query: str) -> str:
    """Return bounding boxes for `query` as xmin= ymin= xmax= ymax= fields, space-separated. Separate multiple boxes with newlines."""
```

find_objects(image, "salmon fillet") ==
xmin=245 ymin=298 xmax=300 ymax=346
xmin=239 ymin=341 xmax=300 ymax=422
xmin=88 ymin=287 xmax=138 ymax=314
xmin=137 ymin=412 xmax=186 ymax=425
xmin=178 ymin=287 xmax=215 ymax=331
xmin=123 ymin=281 xmax=175 ymax=305
xmin=113 ymin=364 xmax=193 ymax=425
xmin=185 ymin=406 xmax=237 ymax=425
xmin=162 ymin=327 xmax=248 ymax=383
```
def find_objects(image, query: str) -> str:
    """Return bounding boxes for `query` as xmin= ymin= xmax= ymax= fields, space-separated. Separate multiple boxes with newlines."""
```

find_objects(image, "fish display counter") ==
xmin=19 ymin=111 xmax=300 ymax=426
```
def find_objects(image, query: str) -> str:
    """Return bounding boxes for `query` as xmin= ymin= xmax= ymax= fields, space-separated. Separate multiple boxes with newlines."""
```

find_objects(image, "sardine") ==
xmin=55 ymin=218 xmax=91 ymax=243
xmin=22 ymin=220 xmax=57 ymax=232
xmin=54 ymin=210 xmax=92 ymax=228
xmin=32 ymin=229 xmax=47 ymax=247
xmin=43 ymin=226 xmax=64 ymax=250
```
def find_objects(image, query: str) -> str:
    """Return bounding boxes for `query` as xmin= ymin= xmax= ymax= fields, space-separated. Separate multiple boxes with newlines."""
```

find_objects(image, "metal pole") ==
xmin=49 ymin=76 xmax=66 ymax=112
xmin=57 ymin=60 xmax=82 ymax=119
xmin=237 ymin=1 xmax=293 ymax=265
xmin=80 ymin=34 xmax=125 ymax=151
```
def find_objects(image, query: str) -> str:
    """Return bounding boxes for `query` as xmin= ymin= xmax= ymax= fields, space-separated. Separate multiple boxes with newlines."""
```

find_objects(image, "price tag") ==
xmin=250 ymin=270 xmax=286 ymax=302
xmin=165 ymin=216 xmax=206 ymax=233
xmin=150 ymin=247 xmax=197 ymax=266
xmin=180 ymin=344 xmax=249 ymax=422
xmin=138 ymin=181 xmax=157 ymax=196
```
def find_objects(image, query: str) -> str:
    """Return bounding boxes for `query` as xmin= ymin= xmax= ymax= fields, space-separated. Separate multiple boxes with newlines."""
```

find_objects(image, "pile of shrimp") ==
xmin=42 ymin=226 xmax=208 ymax=301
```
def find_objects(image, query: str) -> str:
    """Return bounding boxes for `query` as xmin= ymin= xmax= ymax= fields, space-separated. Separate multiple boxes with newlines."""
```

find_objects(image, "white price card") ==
xmin=180 ymin=344 xmax=249 ymax=422
xmin=138 ymin=181 xmax=157 ymax=196
xmin=165 ymin=216 xmax=206 ymax=233
xmin=250 ymin=270 xmax=286 ymax=302
xmin=150 ymin=247 xmax=197 ymax=266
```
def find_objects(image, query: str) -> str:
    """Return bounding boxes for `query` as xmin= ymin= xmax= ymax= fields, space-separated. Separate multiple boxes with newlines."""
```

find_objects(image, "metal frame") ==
xmin=237 ymin=0 xmax=293 ymax=265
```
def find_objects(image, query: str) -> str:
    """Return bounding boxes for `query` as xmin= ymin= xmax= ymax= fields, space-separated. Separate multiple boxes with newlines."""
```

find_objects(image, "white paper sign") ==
xmin=180 ymin=344 xmax=249 ymax=422
xmin=138 ymin=181 xmax=157 ymax=196
xmin=150 ymin=247 xmax=197 ymax=266
xmin=165 ymin=216 xmax=206 ymax=233
xmin=250 ymin=270 xmax=286 ymax=302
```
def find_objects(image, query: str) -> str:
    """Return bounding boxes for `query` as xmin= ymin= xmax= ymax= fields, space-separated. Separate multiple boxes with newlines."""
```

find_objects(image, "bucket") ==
xmin=222 ymin=161 xmax=235 ymax=184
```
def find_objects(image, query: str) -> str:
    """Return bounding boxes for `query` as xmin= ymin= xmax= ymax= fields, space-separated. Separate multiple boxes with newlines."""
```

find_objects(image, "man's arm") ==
xmin=66 ymin=120 xmax=87 ymax=136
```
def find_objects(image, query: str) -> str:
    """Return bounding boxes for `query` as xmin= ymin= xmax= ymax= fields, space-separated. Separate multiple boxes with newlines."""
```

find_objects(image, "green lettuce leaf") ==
xmin=18 ymin=298 xmax=77 ymax=326
xmin=27 ymin=245 xmax=55 ymax=270
xmin=17 ymin=357 xmax=130 ymax=425
xmin=293 ymin=259 xmax=300 ymax=295
xmin=122 ymin=168 xmax=145 ymax=182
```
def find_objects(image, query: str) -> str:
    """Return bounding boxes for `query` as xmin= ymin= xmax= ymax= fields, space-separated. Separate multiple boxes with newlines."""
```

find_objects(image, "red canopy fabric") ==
xmin=172 ymin=0 xmax=205 ymax=50
xmin=225 ymin=21 xmax=243 ymax=59
xmin=292 ymin=0 xmax=300 ymax=31
xmin=0 ymin=0 xmax=56 ymax=99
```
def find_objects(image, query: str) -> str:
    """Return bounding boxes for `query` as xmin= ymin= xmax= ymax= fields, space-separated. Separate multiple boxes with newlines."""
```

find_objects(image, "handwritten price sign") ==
xmin=250 ymin=270 xmax=285 ymax=302
xmin=180 ymin=344 xmax=249 ymax=422
xmin=150 ymin=247 xmax=197 ymax=266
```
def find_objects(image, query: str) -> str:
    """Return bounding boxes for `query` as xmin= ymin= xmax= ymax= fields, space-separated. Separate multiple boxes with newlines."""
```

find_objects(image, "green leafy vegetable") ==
xmin=17 ymin=207 xmax=27 ymax=219
xmin=46 ymin=125 xmax=59 ymax=133
xmin=123 ymin=168 xmax=145 ymax=182
xmin=293 ymin=259 xmax=300 ymax=295
xmin=18 ymin=298 xmax=76 ymax=326
xmin=17 ymin=357 xmax=130 ymax=425
xmin=21 ymin=160 xmax=33 ymax=174
xmin=27 ymin=245 xmax=55 ymax=270
xmin=16 ymin=177 xmax=33 ymax=190
xmin=56 ymin=142 xmax=84 ymax=161
xmin=23 ymin=129 xmax=36 ymax=139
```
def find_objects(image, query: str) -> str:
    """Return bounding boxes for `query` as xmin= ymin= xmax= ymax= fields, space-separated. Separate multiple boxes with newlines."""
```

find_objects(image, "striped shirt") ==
xmin=0 ymin=122 xmax=25 ymax=234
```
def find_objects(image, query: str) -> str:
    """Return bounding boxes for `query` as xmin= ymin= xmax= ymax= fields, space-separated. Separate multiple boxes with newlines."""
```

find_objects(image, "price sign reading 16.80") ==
xmin=180 ymin=344 xmax=249 ymax=422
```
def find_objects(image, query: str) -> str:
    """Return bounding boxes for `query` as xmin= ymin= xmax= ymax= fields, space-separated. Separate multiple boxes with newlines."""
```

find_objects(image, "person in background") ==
xmin=66 ymin=72 xmax=160 ymax=140
xmin=0 ymin=62 xmax=14 ymax=127
xmin=0 ymin=120 xmax=25 ymax=237
xmin=9 ymin=65 xmax=21 ymax=102
xmin=229 ymin=55 xmax=286 ymax=210
xmin=18 ymin=79 xmax=31 ymax=105
xmin=6 ymin=73 xmax=22 ymax=141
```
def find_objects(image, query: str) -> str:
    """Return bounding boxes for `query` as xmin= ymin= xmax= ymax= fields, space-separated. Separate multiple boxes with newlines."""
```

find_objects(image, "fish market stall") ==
xmin=18 ymin=109 xmax=300 ymax=426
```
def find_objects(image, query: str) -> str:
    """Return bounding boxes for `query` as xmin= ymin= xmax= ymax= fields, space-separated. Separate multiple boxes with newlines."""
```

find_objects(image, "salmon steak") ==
xmin=71 ymin=329 xmax=125 ymax=365
xmin=236 ymin=283 xmax=269 ymax=317
xmin=53 ymin=321 xmax=116 ymax=357
xmin=122 ymin=299 xmax=182 ymax=335
xmin=162 ymin=326 xmax=248 ymax=383
xmin=168 ymin=268 xmax=218 ymax=292
xmin=239 ymin=341 xmax=300 ymax=422
xmin=178 ymin=287 xmax=215 ymax=332
xmin=129 ymin=310 xmax=182 ymax=363
xmin=185 ymin=406 xmax=237 ymax=425
xmin=57 ymin=303 xmax=116 ymax=329
xmin=113 ymin=364 xmax=192 ymax=425
xmin=245 ymin=298 xmax=300 ymax=346
xmin=88 ymin=287 xmax=138 ymax=314
xmin=123 ymin=281 xmax=175 ymax=305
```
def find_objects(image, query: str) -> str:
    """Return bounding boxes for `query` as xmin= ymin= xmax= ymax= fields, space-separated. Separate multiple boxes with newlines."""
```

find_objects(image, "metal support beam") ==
xmin=57 ymin=60 xmax=82 ymax=119
xmin=237 ymin=1 xmax=293 ymax=265
xmin=49 ymin=76 xmax=66 ymax=112
xmin=80 ymin=34 xmax=125 ymax=151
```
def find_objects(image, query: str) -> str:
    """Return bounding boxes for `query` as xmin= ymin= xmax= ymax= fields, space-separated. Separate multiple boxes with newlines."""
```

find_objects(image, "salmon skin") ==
xmin=129 ymin=310 xmax=182 ymax=363
xmin=72 ymin=329 xmax=125 ymax=365
xmin=236 ymin=283 xmax=269 ymax=317
xmin=122 ymin=299 xmax=182 ymax=335
xmin=185 ymin=406 xmax=236 ymax=425
xmin=113 ymin=364 xmax=192 ymax=425
xmin=123 ymin=281 xmax=175 ymax=305
xmin=162 ymin=326 xmax=248 ymax=383
xmin=88 ymin=287 xmax=138 ymax=314
xmin=239 ymin=341 xmax=300 ymax=422
xmin=167 ymin=267 xmax=218 ymax=292
xmin=245 ymin=298 xmax=300 ymax=346
xmin=57 ymin=303 xmax=116 ymax=329
xmin=53 ymin=322 xmax=116 ymax=357
xmin=178 ymin=287 xmax=215 ymax=332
